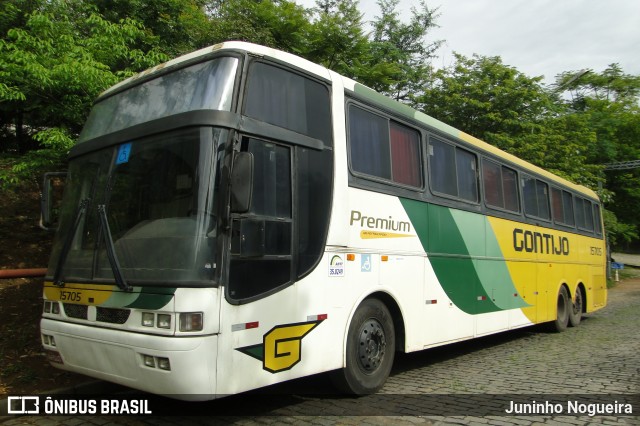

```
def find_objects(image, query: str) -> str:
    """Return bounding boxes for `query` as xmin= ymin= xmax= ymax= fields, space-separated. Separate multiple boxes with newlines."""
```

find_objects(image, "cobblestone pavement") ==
xmin=2 ymin=279 xmax=639 ymax=425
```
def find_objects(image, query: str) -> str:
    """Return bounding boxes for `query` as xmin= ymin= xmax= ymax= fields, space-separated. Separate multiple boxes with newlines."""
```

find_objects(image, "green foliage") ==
xmin=1 ymin=0 xmax=639 ymax=249
xmin=558 ymin=64 xmax=640 ymax=109
xmin=306 ymin=0 xmax=368 ymax=75
xmin=556 ymin=65 xmax=640 ymax=248
xmin=604 ymin=209 xmax=638 ymax=249
xmin=417 ymin=54 xmax=556 ymax=139
xmin=208 ymin=0 xmax=310 ymax=54
xmin=0 ymin=0 xmax=167 ymax=185
xmin=369 ymin=0 xmax=442 ymax=101
xmin=93 ymin=0 xmax=212 ymax=57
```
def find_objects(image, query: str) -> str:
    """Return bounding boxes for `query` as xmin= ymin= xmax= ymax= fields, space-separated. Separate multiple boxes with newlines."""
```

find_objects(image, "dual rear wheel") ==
xmin=552 ymin=285 xmax=583 ymax=332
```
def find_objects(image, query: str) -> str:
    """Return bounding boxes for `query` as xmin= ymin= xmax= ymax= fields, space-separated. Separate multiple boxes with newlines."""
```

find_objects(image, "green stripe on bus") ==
xmin=400 ymin=199 xmax=528 ymax=314
xmin=125 ymin=291 xmax=174 ymax=310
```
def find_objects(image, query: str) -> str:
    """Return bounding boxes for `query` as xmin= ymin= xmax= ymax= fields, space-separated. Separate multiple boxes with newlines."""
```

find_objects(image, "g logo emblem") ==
xmin=237 ymin=320 xmax=323 ymax=373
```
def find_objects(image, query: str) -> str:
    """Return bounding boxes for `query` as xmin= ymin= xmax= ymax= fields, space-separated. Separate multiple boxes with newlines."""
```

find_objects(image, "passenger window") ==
xmin=429 ymin=138 xmax=478 ymax=202
xmin=390 ymin=122 xmax=421 ymax=187
xmin=575 ymin=197 xmax=586 ymax=229
xmin=575 ymin=197 xmax=595 ymax=232
xmin=483 ymin=159 xmax=519 ymax=212
xmin=523 ymin=176 xmax=550 ymax=220
xmin=551 ymin=187 xmax=575 ymax=226
xmin=593 ymin=204 xmax=603 ymax=235
xmin=349 ymin=106 xmax=391 ymax=180
xmin=348 ymin=105 xmax=422 ymax=188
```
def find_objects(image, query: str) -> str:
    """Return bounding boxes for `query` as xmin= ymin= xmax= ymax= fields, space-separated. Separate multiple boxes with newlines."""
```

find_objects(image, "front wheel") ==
xmin=331 ymin=298 xmax=395 ymax=395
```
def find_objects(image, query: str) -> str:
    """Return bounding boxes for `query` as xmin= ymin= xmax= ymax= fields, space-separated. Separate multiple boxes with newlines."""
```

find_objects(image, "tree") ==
xmin=417 ymin=53 xmax=557 ymax=140
xmin=556 ymin=65 xmax=640 ymax=249
xmin=207 ymin=0 xmax=311 ymax=55
xmin=92 ymin=0 xmax=212 ymax=57
xmin=416 ymin=52 xmax=606 ymax=198
xmin=0 ymin=0 xmax=167 ymax=185
xmin=305 ymin=0 xmax=368 ymax=75
xmin=369 ymin=0 xmax=442 ymax=102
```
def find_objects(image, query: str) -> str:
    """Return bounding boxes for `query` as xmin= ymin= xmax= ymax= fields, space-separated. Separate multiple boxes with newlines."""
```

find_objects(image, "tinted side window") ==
xmin=483 ymin=160 xmax=502 ymax=207
xmin=457 ymin=149 xmax=478 ymax=202
xmin=429 ymin=138 xmax=456 ymax=196
xmin=249 ymin=141 xmax=291 ymax=218
xmin=348 ymin=105 xmax=422 ymax=188
xmin=503 ymin=168 xmax=519 ymax=212
xmin=562 ymin=190 xmax=575 ymax=226
xmin=390 ymin=122 xmax=421 ymax=187
xmin=584 ymin=200 xmax=595 ymax=232
xmin=575 ymin=197 xmax=595 ymax=232
xmin=523 ymin=176 xmax=550 ymax=220
xmin=483 ymin=159 xmax=519 ymax=212
xmin=244 ymin=62 xmax=332 ymax=146
xmin=429 ymin=138 xmax=478 ymax=202
xmin=575 ymin=197 xmax=586 ymax=229
xmin=551 ymin=187 xmax=575 ymax=226
xmin=593 ymin=204 xmax=603 ymax=235
xmin=229 ymin=138 xmax=293 ymax=300
xmin=349 ymin=106 xmax=391 ymax=179
xmin=296 ymin=147 xmax=333 ymax=278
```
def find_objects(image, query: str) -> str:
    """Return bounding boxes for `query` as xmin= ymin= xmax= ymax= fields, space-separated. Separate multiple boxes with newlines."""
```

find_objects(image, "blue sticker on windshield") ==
xmin=116 ymin=143 xmax=132 ymax=165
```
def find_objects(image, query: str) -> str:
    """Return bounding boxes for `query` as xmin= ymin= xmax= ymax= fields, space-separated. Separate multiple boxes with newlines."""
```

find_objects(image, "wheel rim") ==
xmin=357 ymin=318 xmax=386 ymax=373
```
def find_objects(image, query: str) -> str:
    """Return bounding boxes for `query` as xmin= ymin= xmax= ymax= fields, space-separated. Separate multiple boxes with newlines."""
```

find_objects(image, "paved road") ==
xmin=2 ymin=280 xmax=639 ymax=425
xmin=611 ymin=253 xmax=640 ymax=268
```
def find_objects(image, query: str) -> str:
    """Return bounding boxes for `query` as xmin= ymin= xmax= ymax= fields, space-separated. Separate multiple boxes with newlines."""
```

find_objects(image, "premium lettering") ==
xmin=350 ymin=210 xmax=411 ymax=233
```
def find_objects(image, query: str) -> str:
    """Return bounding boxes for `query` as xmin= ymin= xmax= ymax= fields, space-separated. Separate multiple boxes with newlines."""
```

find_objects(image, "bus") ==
xmin=40 ymin=41 xmax=607 ymax=400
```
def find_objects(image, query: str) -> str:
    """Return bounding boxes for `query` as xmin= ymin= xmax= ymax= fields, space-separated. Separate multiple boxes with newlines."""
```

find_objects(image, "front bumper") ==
xmin=41 ymin=318 xmax=218 ymax=400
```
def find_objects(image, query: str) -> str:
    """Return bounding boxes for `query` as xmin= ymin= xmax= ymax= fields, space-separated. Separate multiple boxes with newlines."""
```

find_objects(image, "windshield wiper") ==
xmin=53 ymin=198 xmax=89 ymax=287
xmin=97 ymin=204 xmax=132 ymax=292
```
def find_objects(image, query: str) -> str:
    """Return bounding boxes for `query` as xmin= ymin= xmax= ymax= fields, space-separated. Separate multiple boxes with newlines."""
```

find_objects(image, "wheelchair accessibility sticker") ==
xmin=361 ymin=254 xmax=371 ymax=272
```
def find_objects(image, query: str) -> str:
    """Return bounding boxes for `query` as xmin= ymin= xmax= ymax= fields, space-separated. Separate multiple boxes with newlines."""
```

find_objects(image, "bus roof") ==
xmin=100 ymin=41 xmax=599 ymax=201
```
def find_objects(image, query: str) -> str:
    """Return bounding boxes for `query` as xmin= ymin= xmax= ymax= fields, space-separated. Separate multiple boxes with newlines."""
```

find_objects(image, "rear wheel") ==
xmin=568 ymin=287 xmax=583 ymax=327
xmin=551 ymin=286 xmax=570 ymax=332
xmin=331 ymin=298 xmax=395 ymax=395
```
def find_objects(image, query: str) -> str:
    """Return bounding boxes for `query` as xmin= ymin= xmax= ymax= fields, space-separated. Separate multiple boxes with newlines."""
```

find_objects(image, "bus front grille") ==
xmin=62 ymin=304 xmax=130 ymax=324
xmin=96 ymin=307 xmax=130 ymax=324
xmin=63 ymin=303 xmax=88 ymax=319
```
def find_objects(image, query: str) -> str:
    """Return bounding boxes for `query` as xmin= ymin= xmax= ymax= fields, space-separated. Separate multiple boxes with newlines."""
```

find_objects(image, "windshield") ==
xmin=79 ymin=56 xmax=238 ymax=142
xmin=47 ymin=127 xmax=228 ymax=286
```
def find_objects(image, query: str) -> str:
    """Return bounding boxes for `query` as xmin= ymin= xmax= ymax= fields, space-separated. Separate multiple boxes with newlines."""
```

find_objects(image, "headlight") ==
xmin=157 ymin=314 xmax=171 ymax=329
xmin=44 ymin=301 xmax=60 ymax=314
xmin=141 ymin=312 xmax=154 ymax=327
xmin=179 ymin=312 xmax=203 ymax=332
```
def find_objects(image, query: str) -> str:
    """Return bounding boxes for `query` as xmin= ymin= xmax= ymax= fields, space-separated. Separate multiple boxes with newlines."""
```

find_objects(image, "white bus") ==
xmin=41 ymin=42 xmax=607 ymax=399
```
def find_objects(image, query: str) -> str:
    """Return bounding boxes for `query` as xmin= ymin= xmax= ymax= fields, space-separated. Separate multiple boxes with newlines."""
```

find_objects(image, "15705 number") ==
xmin=59 ymin=290 xmax=82 ymax=302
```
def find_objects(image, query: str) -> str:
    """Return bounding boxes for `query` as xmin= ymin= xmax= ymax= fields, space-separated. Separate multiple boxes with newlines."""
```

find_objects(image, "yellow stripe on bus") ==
xmin=44 ymin=282 xmax=115 ymax=305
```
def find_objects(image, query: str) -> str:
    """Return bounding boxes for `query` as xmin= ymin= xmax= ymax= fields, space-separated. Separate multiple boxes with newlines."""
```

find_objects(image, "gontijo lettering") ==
xmin=350 ymin=210 xmax=411 ymax=232
xmin=513 ymin=228 xmax=570 ymax=255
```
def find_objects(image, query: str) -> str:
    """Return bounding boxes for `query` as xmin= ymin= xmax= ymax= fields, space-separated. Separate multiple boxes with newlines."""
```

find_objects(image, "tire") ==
xmin=568 ymin=286 xmax=583 ymax=327
xmin=551 ymin=286 xmax=570 ymax=332
xmin=331 ymin=298 xmax=395 ymax=395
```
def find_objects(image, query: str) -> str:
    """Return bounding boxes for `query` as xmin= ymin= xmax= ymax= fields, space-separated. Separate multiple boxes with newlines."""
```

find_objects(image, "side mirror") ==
xmin=230 ymin=152 xmax=254 ymax=213
xmin=40 ymin=172 xmax=67 ymax=231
